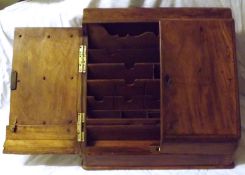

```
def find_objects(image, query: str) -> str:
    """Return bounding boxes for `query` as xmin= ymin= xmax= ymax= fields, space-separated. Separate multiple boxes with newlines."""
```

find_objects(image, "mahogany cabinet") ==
xmin=3 ymin=8 xmax=240 ymax=169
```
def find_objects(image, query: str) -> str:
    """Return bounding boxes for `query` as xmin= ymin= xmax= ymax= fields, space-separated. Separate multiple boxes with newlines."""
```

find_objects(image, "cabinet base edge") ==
xmin=82 ymin=162 xmax=234 ymax=170
xmin=82 ymin=154 xmax=234 ymax=170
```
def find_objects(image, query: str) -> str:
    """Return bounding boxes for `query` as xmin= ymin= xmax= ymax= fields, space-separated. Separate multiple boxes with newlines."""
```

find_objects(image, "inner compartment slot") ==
xmin=86 ymin=22 xmax=160 ymax=146
xmin=88 ymin=63 xmax=156 ymax=80
xmin=88 ymin=48 xmax=159 ymax=63
xmin=87 ymin=124 xmax=160 ymax=141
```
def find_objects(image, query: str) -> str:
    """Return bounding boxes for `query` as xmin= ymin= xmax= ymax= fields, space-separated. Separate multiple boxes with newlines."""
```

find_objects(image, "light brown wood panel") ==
xmin=160 ymin=19 xmax=240 ymax=143
xmin=4 ymin=140 xmax=76 ymax=154
xmin=6 ymin=125 xmax=76 ymax=140
xmin=5 ymin=28 xmax=83 ymax=154
xmin=10 ymin=28 xmax=82 ymax=125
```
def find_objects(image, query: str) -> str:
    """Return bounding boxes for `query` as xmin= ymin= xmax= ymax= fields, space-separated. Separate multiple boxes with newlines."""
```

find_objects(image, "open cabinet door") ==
xmin=160 ymin=19 xmax=240 ymax=150
xmin=4 ymin=28 xmax=83 ymax=154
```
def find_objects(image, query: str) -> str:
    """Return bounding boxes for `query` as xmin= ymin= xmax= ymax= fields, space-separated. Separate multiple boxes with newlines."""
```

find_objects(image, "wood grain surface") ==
xmin=83 ymin=8 xmax=232 ymax=23
xmin=160 ymin=19 xmax=240 ymax=143
xmin=3 ymin=8 xmax=241 ymax=169
xmin=4 ymin=28 xmax=83 ymax=154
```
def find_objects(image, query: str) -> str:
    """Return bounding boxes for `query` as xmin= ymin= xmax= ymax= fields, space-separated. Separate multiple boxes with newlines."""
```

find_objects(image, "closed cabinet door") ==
xmin=159 ymin=19 xmax=240 ymax=150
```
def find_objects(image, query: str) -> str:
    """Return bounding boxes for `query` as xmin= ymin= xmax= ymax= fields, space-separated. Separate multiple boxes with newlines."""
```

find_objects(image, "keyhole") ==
xmin=164 ymin=74 xmax=172 ymax=87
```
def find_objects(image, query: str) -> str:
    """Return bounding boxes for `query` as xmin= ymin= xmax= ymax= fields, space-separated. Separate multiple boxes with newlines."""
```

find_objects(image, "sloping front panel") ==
xmin=160 ymin=19 xmax=240 ymax=144
xmin=4 ymin=28 xmax=82 ymax=154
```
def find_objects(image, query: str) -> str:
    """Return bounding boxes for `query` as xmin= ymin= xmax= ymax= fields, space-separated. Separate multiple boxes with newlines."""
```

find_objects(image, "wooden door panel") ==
xmin=4 ymin=28 xmax=82 ymax=154
xmin=160 ymin=19 xmax=240 ymax=143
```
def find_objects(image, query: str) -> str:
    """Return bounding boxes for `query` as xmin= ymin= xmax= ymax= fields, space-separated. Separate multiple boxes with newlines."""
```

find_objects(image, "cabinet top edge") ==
xmin=83 ymin=8 xmax=232 ymax=23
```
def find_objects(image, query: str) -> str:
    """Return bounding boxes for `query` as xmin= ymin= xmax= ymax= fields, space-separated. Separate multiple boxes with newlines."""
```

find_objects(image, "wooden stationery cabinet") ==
xmin=3 ymin=8 xmax=240 ymax=169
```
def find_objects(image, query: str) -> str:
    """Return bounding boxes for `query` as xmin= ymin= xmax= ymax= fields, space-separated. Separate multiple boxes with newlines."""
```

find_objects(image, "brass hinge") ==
xmin=79 ymin=45 xmax=87 ymax=73
xmin=77 ymin=113 xmax=85 ymax=142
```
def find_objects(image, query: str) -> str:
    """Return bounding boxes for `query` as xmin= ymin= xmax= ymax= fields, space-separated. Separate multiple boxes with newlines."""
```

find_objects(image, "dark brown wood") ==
xmin=83 ymin=8 xmax=232 ymax=23
xmin=82 ymin=8 xmax=240 ymax=169
xmin=83 ymin=153 xmax=234 ymax=170
xmin=160 ymin=18 xmax=240 ymax=143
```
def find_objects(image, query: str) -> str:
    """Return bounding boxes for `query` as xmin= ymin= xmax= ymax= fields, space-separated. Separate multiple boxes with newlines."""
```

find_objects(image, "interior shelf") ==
xmin=86 ymin=22 xmax=160 ymax=144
